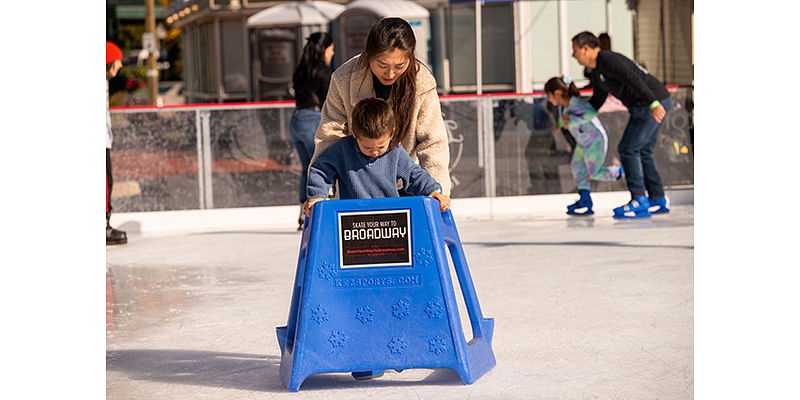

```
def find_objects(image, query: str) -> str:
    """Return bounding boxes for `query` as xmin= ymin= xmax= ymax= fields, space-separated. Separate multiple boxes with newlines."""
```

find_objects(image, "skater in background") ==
xmin=290 ymin=32 xmax=334 ymax=230
xmin=572 ymin=31 xmax=672 ymax=218
xmin=304 ymin=98 xmax=450 ymax=381
xmin=310 ymin=17 xmax=451 ymax=198
xmin=545 ymin=76 xmax=622 ymax=216
xmin=107 ymin=41 xmax=127 ymax=245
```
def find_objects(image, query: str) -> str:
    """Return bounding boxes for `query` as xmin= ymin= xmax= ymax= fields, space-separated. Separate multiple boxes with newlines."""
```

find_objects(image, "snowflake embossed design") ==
xmin=310 ymin=305 xmax=329 ymax=325
xmin=316 ymin=262 xmax=336 ymax=280
xmin=414 ymin=248 xmax=433 ymax=267
xmin=387 ymin=336 xmax=408 ymax=355
xmin=427 ymin=335 xmax=449 ymax=355
xmin=328 ymin=330 xmax=347 ymax=349
xmin=355 ymin=305 xmax=375 ymax=325
xmin=392 ymin=297 xmax=411 ymax=320
xmin=424 ymin=297 xmax=444 ymax=319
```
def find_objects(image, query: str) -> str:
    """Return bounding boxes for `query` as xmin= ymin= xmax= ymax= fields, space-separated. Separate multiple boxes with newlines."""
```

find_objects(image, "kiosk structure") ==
xmin=276 ymin=197 xmax=495 ymax=391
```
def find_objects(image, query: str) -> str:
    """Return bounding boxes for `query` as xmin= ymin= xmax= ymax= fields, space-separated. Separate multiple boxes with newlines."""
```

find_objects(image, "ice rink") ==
xmin=106 ymin=194 xmax=693 ymax=399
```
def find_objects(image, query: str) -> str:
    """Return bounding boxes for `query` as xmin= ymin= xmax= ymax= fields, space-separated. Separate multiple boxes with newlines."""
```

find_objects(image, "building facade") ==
xmin=165 ymin=0 xmax=692 ymax=104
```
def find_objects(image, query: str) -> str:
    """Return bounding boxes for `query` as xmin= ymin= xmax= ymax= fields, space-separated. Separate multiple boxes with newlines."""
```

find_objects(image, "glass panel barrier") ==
xmin=109 ymin=89 xmax=692 ymax=213
xmin=109 ymin=109 xmax=200 ymax=212
xmin=207 ymin=107 xmax=299 ymax=208
xmin=491 ymin=88 xmax=694 ymax=197
xmin=440 ymin=98 xmax=485 ymax=198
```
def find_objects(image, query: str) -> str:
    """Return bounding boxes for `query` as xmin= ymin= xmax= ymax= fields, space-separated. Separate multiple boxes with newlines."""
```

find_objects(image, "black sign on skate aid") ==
xmin=275 ymin=196 xmax=496 ymax=391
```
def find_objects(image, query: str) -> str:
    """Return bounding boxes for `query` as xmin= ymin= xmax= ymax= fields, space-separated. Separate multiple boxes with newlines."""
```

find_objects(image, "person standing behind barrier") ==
xmin=545 ymin=76 xmax=623 ymax=216
xmin=290 ymin=32 xmax=334 ymax=230
xmin=304 ymin=98 xmax=450 ymax=381
xmin=107 ymin=42 xmax=127 ymax=245
xmin=571 ymin=31 xmax=672 ymax=219
xmin=310 ymin=17 xmax=451 ymax=198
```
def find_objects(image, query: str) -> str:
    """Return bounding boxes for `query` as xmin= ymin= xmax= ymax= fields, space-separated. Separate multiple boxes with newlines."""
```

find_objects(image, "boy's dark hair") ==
xmin=572 ymin=31 xmax=599 ymax=49
xmin=351 ymin=98 xmax=395 ymax=140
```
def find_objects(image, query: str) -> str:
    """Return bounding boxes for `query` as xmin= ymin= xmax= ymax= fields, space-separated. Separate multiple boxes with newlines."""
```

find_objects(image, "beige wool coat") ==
xmin=310 ymin=55 xmax=452 ymax=195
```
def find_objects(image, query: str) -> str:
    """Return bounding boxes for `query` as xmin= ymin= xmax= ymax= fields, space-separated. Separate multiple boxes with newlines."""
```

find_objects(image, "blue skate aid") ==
xmin=613 ymin=196 xmax=652 ymax=219
xmin=276 ymin=197 xmax=496 ymax=391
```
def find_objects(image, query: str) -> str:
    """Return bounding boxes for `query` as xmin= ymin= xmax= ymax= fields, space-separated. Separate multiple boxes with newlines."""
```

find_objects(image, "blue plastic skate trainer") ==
xmin=276 ymin=196 xmax=496 ymax=391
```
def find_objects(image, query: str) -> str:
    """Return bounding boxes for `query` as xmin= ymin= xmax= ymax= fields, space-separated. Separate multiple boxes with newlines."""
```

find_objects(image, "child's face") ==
xmin=355 ymin=132 xmax=392 ymax=158
xmin=547 ymin=90 xmax=564 ymax=107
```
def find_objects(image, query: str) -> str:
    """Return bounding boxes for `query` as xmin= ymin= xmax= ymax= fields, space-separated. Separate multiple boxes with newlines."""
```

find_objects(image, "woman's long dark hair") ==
xmin=292 ymin=32 xmax=333 ymax=103
xmin=356 ymin=17 xmax=418 ymax=148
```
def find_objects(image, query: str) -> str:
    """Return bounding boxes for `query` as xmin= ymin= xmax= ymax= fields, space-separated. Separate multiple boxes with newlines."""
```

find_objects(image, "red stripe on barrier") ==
xmin=111 ymin=100 xmax=297 ymax=111
xmin=111 ymin=85 xmax=693 ymax=110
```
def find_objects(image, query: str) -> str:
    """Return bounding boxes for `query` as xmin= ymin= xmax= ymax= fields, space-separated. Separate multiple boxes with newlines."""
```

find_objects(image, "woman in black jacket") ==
xmin=290 ymin=32 xmax=334 ymax=230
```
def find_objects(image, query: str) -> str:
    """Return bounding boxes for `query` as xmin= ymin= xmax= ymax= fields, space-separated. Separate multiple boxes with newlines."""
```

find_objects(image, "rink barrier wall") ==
xmin=109 ymin=88 xmax=694 ymax=213
xmin=113 ymin=188 xmax=693 ymax=235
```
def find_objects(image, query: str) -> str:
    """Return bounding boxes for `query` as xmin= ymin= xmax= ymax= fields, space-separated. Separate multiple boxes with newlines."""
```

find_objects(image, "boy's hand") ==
xmin=303 ymin=198 xmax=324 ymax=217
xmin=430 ymin=192 xmax=451 ymax=213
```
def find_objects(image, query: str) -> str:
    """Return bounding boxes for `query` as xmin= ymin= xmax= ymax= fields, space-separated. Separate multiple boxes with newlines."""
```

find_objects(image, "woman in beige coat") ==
xmin=310 ymin=17 xmax=451 ymax=196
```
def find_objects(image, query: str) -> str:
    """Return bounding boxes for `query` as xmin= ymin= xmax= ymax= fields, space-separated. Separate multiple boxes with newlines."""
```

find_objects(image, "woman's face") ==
xmin=323 ymin=44 xmax=334 ymax=66
xmin=108 ymin=59 xmax=123 ymax=79
xmin=369 ymin=48 xmax=410 ymax=86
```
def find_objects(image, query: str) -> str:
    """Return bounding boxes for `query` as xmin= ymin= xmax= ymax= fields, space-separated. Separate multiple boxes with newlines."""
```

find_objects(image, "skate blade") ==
xmin=613 ymin=211 xmax=652 ymax=219
xmin=567 ymin=208 xmax=594 ymax=216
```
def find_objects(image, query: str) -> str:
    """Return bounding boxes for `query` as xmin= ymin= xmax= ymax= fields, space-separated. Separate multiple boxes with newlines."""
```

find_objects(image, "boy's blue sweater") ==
xmin=307 ymin=135 xmax=442 ymax=200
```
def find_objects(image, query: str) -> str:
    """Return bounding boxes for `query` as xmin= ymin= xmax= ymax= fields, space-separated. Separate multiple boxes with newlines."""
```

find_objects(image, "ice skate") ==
xmin=297 ymin=204 xmax=305 ymax=231
xmin=566 ymin=189 xmax=594 ymax=216
xmin=613 ymin=196 xmax=652 ymax=219
xmin=106 ymin=225 xmax=127 ymax=245
xmin=351 ymin=370 xmax=385 ymax=380
xmin=648 ymin=196 xmax=670 ymax=214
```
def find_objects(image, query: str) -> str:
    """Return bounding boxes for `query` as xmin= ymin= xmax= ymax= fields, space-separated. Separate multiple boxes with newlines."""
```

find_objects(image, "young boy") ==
xmin=304 ymin=97 xmax=450 ymax=381
xmin=304 ymin=98 xmax=450 ymax=217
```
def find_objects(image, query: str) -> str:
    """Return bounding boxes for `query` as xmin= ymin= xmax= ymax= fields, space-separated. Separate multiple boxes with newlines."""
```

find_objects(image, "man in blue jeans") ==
xmin=571 ymin=31 xmax=672 ymax=219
